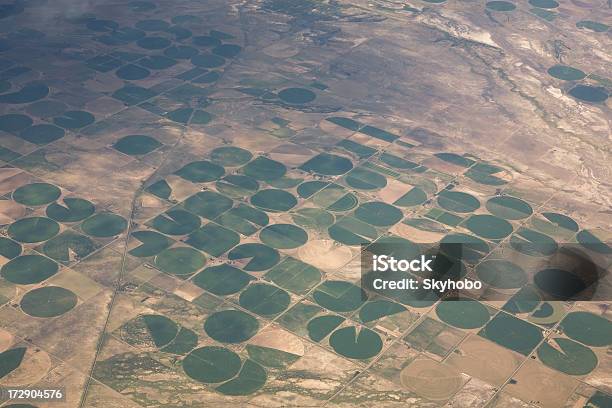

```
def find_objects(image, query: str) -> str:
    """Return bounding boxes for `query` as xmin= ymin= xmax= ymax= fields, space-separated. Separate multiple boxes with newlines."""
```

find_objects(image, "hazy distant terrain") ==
xmin=0 ymin=0 xmax=610 ymax=406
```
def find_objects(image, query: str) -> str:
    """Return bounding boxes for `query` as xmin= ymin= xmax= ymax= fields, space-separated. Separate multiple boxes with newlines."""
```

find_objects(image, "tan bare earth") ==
xmin=0 ymin=199 xmax=26 ymax=224
xmin=0 ymin=328 xmax=14 ymax=352
xmin=250 ymin=326 xmax=305 ymax=357
xmin=399 ymin=358 xmax=467 ymax=401
xmin=0 ymin=347 xmax=52 ymax=386
xmin=298 ymin=239 xmax=354 ymax=271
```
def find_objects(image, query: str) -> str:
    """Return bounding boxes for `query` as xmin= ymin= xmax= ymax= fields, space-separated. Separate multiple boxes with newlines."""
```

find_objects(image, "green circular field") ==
xmin=537 ymin=337 xmax=597 ymax=375
xmin=154 ymin=247 xmax=206 ymax=275
xmin=345 ymin=168 xmax=387 ymax=190
xmin=260 ymin=224 xmax=308 ymax=249
xmin=204 ymin=310 xmax=259 ymax=343
xmin=81 ymin=213 xmax=127 ymax=237
xmin=436 ymin=300 xmax=490 ymax=329
xmin=569 ymin=85 xmax=608 ymax=103
xmin=547 ymin=65 xmax=586 ymax=81
xmin=151 ymin=210 xmax=201 ymax=235
xmin=297 ymin=181 xmax=329 ymax=198
xmin=42 ymin=232 xmax=97 ymax=263
xmin=278 ymin=88 xmax=316 ymax=104
xmin=576 ymin=230 xmax=611 ymax=254
xmin=242 ymin=157 xmax=286 ymax=181
xmin=529 ymin=0 xmax=558 ymax=8
xmin=140 ymin=56 xmax=177 ymax=70
xmin=541 ymin=212 xmax=578 ymax=232
xmin=137 ymin=36 xmax=171 ymax=49
xmin=464 ymin=214 xmax=513 ymax=240
xmin=164 ymin=45 xmax=198 ymax=59
xmin=53 ymin=111 xmax=95 ymax=129
xmin=216 ymin=359 xmax=267 ymax=396
xmin=27 ymin=100 xmax=67 ymax=117
xmin=437 ymin=191 xmax=480 ymax=213
xmin=510 ymin=228 xmax=558 ymax=256
xmin=251 ymin=189 xmax=297 ymax=212
xmin=213 ymin=44 xmax=242 ymax=58
xmin=1 ymin=254 xmax=58 ymax=284
xmin=291 ymin=208 xmax=335 ymax=230
xmin=308 ymin=315 xmax=345 ymax=342
xmin=135 ymin=19 xmax=170 ymax=31
xmin=216 ymin=175 xmax=259 ymax=197
xmin=439 ymin=233 xmax=489 ymax=262
xmin=192 ymin=35 xmax=222 ymax=47
xmin=0 ymin=82 xmax=49 ymax=104
xmin=576 ymin=20 xmax=609 ymax=32
xmin=560 ymin=312 xmax=612 ymax=347
xmin=313 ymin=280 xmax=366 ymax=312
xmin=313 ymin=185 xmax=358 ymax=212
xmin=300 ymin=153 xmax=353 ymax=176
xmin=480 ymin=312 xmax=543 ymax=355
xmin=0 ymin=237 xmax=21 ymax=259
xmin=0 ymin=113 xmax=32 ymax=132
xmin=191 ymin=53 xmax=225 ymax=68
xmin=183 ymin=346 xmax=241 ymax=383
xmin=19 ymin=124 xmax=65 ymax=144
xmin=13 ymin=183 xmax=61 ymax=206
xmin=8 ymin=217 xmax=59 ymax=243
xmin=486 ymin=196 xmax=533 ymax=220
xmin=476 ymin=260 xmax=527 ymax=289
xmin=486 ymin=1 xmax=516 ymax=11
xmin=228 ymin=243 xmax=279 ymax=271
xmin=46 ymin=198 xmax=95 ymax=223
xmin=239 ymin=283 xmax=290 ymax=316
xmin=175 ymin=160 xmax=225 ymax=182
xmin=329 ymin=326 xmax=382 ymax=359
xmin=20 ymin=286 xmax=77 ymax=317
xmin=193 ymin=264 xmax=253 ymax=295
xmin=116 ymin=64 xmax=150 ymax=80
xmin=354 ymin=201 xmax=403 ymax=226
xmin=210 ymin=146 xmax=252 ymax=166
xmin=359 ymin=299 xmax=406 ymax=323
xmin=113 ymin=135 xmax=162 ymax=155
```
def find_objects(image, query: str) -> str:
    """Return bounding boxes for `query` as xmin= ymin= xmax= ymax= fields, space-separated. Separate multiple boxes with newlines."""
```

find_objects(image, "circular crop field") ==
xmin=399 ymin=359 xmax=465 ymax=401
xmin=216 ymin=175 xmax=259 ymax=197
xmin=116 ymin=64 xmax=150 ymax=80
xmin=46 ymin=198 xmax=95 ymax=223
xmin=464 ymin=214 xmax=513 ymax=240
xmin=440 ymin=233 xmax=489 ymax=262
xmin=113 ymin=135 xmax=162 ymax=155
xmin=486 ymin=1 xmax=516 ymax=11
xmin=150 ymin=210 xmax=201 ymax=235
xmin=137 ymin=36 xmax=171 ymax=49
xmin=164 ymin=45 xmax=198 ymax=59
xmin=13 ymin=183 xmax=61 ymax=206
xmin=354 ymin=201 xmax=403 ymax=227
xmin=154 ymin=247 xmax=206 ymax=275
xmin=510 ymin=228 xmax=558 ymax=256
xmin=191 ymin=53 xmax=225 ymax=68
xmin=537 ymin=338 xmax=597 ymax=375
xmin=329 ymin=326 xmax=382 ymax=359
xmin=183 ymin=346 xmax=241 ymax=383
xmin=345 ymin=167 xmax=387 ymax=190
xmin=242 ymin=157 xmax=286 ymax=181
xmin=576 ymin=20 xmax=609 ymax=32
xmin=308 ymin=315 xmax=345 ymax=342
xmin=313 ymin=280 xmax=366 ymax=312
xmin=8 ymin=217 xmax=59 ymax=243
xmin=486 ymin=196 xmax=533 ymax=220
xmin=210 ymin=146 xmax=252 ymax=166
xmin=239 ymin=283 xmax=290 ymax=316
xmin=42 ymin=232 xmax=97 ymax=263
xmin=0 ymin=237 xmax=21 ymax=259
xmin=300 ymin=153 xmax=353 ymax=175
xmin=541 ymin=212 xmax=579 ymax=232
xmin=547 ymin=65 xmax=586 ymax=81
xmin=0 ymin=113 xmax=32 ymax=132
xmin=359 ymin=300 xmax=406 ymax=323
xmin=1 ymin=254 xmax=58 ymax=284
xmin=559 ymin=312 xmax=612 ymax=347
xmin=569 ymin=85 xmax=608 ymax=103
xmin=437 ymin=191 xmax=480 ymax=213
xmin=175 ymin=160 xmax=225 ymax=183
xmin=528 ymin=0 xmax=558 ymax=8
xmin=278 ymin=88 xmax=316 ymax=104
xmin=81 ymin=213 xmax=127 ymax=237
xmin=193 ymin=264 xmax=253 ymax=295
xmin=260 ymin=224 xmax=308 ymax=249
xmin=53 ymin=111 xmax=95 ymax=129
xmin=576 ymin=230 xmax=611 ymax=254
xmin=19 ymin=124 xmax=65 ymax=145
xmin=192 ymin=35 xmax=222 ymax=47
xmin=476 ymin=260 xmax=527 ymax=289
xmin=251 ymin=189 xmax=297 ymax=212
xmin=27 ymin=100 xmax=67 ymax=117
xmin=20 ymin=286 xmax=77 ymax=317
xmin=297 ymin=181 xmax=329 ymax=198
xmin=0 ymin=82 xmax=49 ymax=104
xmin=436 ymin=300 xmax=490 ymax=329
xmin=228 ymin=243 xmax=279 ymax=271
xmin=213 ymin=44 xmax=242 ymax=58
xmin=204 ymin=310 xmax=259 ymax=343
xmin=312 ymin=184 xmax=358 ymax=212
